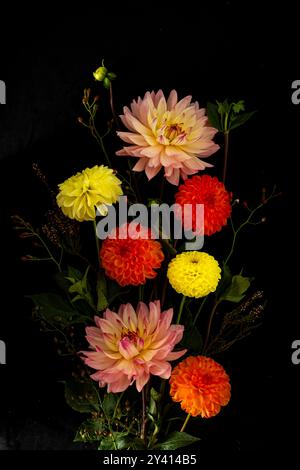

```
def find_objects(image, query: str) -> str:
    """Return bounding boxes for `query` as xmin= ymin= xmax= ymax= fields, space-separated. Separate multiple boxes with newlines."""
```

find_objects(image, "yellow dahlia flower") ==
xmin=57 ymin=165 xmax=122 ymax=222
xmin=167 ymin=251 xmax=221 ymax=298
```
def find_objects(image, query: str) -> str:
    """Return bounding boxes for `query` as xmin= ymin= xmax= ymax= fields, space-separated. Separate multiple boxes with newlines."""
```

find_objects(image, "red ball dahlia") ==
xmin=175 ymin=175 xmax=232 ymax=236
xmin=99 ymin=223 xmax=164 ymax=286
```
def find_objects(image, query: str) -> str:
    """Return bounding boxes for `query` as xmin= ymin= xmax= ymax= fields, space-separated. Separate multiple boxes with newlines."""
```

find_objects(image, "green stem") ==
xmin=180 ymin=413 xmax=191 ymax=433
xmin=222 ymin=131 xmax=229 ymax=183
xmin=176 ymin=295 xmax=186 ymax=324
xmin=202 ymin=300 xmax=220 ymax=354
xmin=35 ymin=232 xmax=62 ymax=272
xmin=224 ymin=187 xmax=278 ymax=267
xmin=109 ymin=82 xmax=120 ymax=129
xmin=192 ymin=296 xmax=208 ymax=327
xmin=112 ymin=392 xmax=124 ymax=421
xmin=95 ymin=388 xmax=117 ymax=450
xmin=138 ymin=284 xmax=144 ymax=302
xmin=141 ymin=387 xmax=147 ymax=445
xmin=161 ymin=238 xmax=177 ymax=257
xmin=92 ymin=219 xmax=100 ymax=267
xmin=92 ymin=126 xmax=111 ymax=167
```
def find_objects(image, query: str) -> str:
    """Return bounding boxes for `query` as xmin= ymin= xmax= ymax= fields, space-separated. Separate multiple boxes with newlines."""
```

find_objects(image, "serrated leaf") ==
xmin=207 ymin=102 xmax=222 ymax=130
xmin=220 ymin=274 xmax=252 ymax=303
xmin=154 ymin=431 xmax=200 ymax=450
xmin=64 ymin=379 xmax=100 ymax=413
xmin=229 ymin=111 xmax=256 ymax=130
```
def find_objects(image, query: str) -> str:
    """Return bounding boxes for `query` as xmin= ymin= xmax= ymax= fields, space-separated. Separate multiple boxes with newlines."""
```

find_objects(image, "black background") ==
xmin=0 ymin=2 xmax=299 ymax=461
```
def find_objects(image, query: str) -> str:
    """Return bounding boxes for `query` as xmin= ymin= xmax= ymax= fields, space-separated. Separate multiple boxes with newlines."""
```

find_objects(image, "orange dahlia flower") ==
xmin=116 ymin=90 xmax=219 ymax=185
xmin=99 ymin=223 xmax=164 ymax=286
xmin=169 ymin=356 xmax=231 ymax=418
xmin=175 ymin=175 xmax=232 ymax=235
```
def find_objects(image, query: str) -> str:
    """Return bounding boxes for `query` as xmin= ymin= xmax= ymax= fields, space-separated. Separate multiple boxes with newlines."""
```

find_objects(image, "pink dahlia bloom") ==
xmin=116 ymin=90 xmax=219 ymax=185
xmin=81 ymin=301 xmax=186 ymax=393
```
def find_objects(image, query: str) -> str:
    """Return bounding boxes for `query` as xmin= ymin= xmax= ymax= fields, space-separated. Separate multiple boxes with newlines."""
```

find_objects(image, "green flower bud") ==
xmin=93 ymin=66 xmax=108 ymax=82
xmin=107 ymin=72 xmax=117 ymax=80
xmin=103 ymin=77 xmax=111 ymax=89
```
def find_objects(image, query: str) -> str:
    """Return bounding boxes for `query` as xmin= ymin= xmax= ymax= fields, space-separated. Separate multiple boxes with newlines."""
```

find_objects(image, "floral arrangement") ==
xmin=13 ymin=61 xmax=277 ymax=450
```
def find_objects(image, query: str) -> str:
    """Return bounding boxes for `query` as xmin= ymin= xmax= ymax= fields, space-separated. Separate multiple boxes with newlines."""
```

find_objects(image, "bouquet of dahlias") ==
xmin=14 ymin=61 xmax=276 ymax=450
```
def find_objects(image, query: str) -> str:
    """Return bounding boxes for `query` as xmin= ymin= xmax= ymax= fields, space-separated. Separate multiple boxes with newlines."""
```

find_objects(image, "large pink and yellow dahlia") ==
xmin=116 ymin=90 xmax=219 ymax=185
xmin=81 ymin=301 xmax=186 ymax=393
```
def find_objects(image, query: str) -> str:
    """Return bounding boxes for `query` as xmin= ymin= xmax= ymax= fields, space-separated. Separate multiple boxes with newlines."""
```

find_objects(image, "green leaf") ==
xmin=98 ymin=432 xmax=129 ymax=450
xmin=67 ymin=266 xmax=82 ymax=282
xmin=154 ymin=431 xmax=200 ymax=450
xmin=102 ymin=393 xmax=118 ymax=417
xmin=97 ymin=270 xmax=108 ymax=312
xmin=98 ymin=435 xmax=115 ymax=450
xmin=206 ymin=102 xmax=221 ymax=131
xmin=232 ymin=100 xmax=245 ymax=114
xmin=28 ymin=293 xmax=77 ymax=327
xmin=229 ymin=111 xmax=256 ymax=130
xmin=216 ymin=265 xmax=232 ymax=298
xmin=64 ymin=379 xmax=100 ymax=413
xmin=182 ymin=326 xmax=203 ymax=352
xmin=220 ymin=274 xmax=252 ymax=303
xmin=114 ymin=432 xmax=131 ymax=450
xmin=74 ymin=418 xmax=105 ymax=442
xmin=149 ymin=387 xmax=162 ymax=417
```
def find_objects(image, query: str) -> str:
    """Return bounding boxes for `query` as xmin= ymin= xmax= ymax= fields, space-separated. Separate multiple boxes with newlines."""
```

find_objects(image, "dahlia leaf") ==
xmin=154 ymin=431 xmax=200 ymax=450
xmin=64 ymin=378 xmax=100 ymax=413
xmin=216 ymin=265 xmax=232 ymax=298
xmin=232 ymin=100 xmax=245 ymax=114
xmin=98 ymin=432 xmax=129 ymax=450
xmin=229 ymin=110 xmax=256 ymax=131
xmin=220 ymin=274 xmax=252 ymax=303
xmin=207 ymin=102 xmax=222 ymax=131
xmin=97 ymin=271 xmax=108 ymax=311
xmin=103 ymin=393 xmax=118 ymax=417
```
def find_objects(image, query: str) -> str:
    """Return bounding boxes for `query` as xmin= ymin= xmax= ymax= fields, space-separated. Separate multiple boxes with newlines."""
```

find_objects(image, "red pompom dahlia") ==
xmin=175 ymin=175 xmax=232 ymax=236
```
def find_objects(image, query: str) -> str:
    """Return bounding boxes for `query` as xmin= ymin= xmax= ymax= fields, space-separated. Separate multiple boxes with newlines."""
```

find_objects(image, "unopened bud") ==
xmin=93 ymin=66 xmax=107 ymax=82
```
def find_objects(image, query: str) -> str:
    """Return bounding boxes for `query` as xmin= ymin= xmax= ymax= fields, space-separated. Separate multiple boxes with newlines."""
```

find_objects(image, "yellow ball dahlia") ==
xmin=56 ymin=165 xmax=122 ymax=222
xmin=167 ymin=251 xmax=221 ymax=298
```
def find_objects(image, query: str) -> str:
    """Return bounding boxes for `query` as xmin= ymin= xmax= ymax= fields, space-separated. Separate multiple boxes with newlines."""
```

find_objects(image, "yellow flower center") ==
xmin=156 ymin=118 xmax=187 ymax=145
xmin=164 ymin=123 xmax=183 ymax=141
xmin=121 ymin=330 xmax=138 ymax=343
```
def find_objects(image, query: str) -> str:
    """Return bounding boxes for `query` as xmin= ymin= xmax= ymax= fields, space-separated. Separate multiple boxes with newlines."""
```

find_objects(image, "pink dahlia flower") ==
xmin=81 ymin=301 xmax=186 ymax=392
xmin=116 ymin=90 xmax=219 ymax=185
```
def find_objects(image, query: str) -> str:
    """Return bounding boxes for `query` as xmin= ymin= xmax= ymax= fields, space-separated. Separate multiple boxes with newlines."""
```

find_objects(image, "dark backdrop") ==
xmin=0 ymin=3 xmax=298 ymax=460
